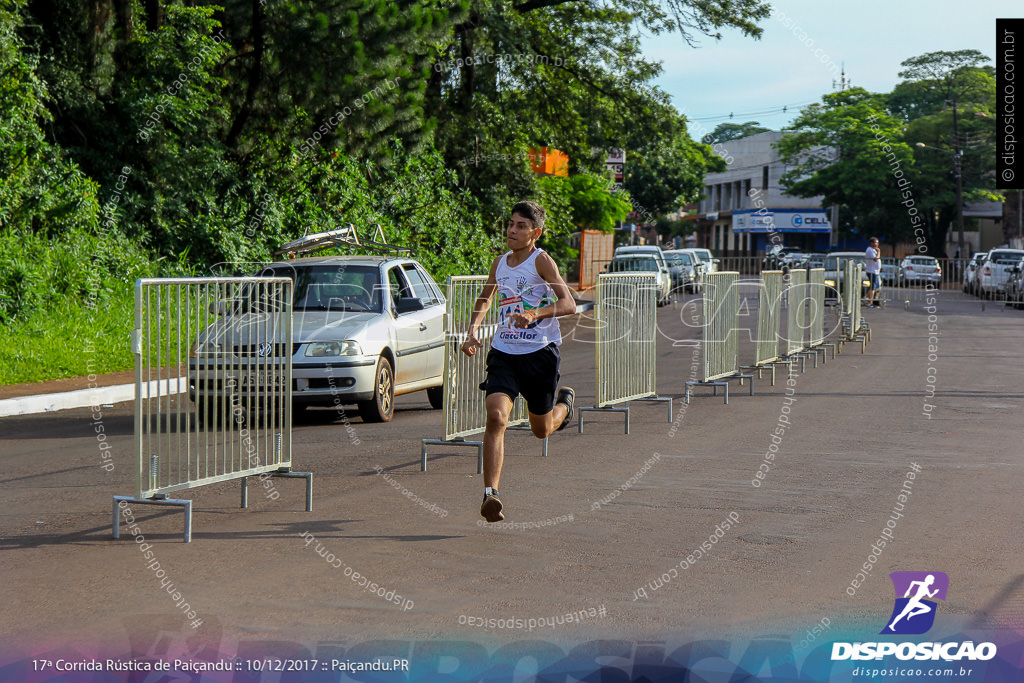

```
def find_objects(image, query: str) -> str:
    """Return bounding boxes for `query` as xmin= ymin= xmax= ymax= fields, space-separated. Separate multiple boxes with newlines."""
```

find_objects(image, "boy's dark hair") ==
xmin=511 ymin=200 xmax=546 ymax=232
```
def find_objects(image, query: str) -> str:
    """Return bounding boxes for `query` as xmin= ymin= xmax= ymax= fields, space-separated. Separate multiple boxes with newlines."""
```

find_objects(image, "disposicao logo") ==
xmin=831 ymin=571 xmax=997 ymax=663
xmin=881 ymin=571 xmax=948 ymax=635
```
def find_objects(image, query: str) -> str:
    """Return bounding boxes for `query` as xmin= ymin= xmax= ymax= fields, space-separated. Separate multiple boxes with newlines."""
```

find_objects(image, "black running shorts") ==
xmin=482 ymin=343 xmax=560 ymax=415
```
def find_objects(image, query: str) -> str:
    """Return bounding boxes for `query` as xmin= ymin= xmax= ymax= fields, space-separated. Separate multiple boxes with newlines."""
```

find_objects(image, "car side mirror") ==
xmin=208 ymin=301 xmax=227 ymax=316
xmin=394 ymin=297 xmax=424 ymax=314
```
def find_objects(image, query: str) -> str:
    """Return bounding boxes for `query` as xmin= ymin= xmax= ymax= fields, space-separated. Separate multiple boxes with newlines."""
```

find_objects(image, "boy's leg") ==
xmin=527 ymin=399 xmax=570 ymax=439
xmin=483 ymin=392 xmax=514 ymax=490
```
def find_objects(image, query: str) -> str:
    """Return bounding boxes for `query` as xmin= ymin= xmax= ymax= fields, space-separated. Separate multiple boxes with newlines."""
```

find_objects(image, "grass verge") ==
xmin=0 ymin=284 xmax=135 ymax=385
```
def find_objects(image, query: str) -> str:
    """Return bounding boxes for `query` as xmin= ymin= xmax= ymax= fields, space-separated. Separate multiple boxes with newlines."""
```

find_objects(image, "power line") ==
xmin=686 ymin=101 xmax=819 ymax=123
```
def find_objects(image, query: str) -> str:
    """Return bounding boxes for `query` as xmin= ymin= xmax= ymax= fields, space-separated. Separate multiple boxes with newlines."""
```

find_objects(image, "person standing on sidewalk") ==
xmin=460 ymin=200 xmax=576 ymax=523
xmin=865 ymin=237 xmax=882 ymax=307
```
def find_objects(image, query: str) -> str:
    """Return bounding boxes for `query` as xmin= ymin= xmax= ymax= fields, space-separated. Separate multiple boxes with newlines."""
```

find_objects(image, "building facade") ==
xmin=697 ymin=131 xmax=832 ymax=256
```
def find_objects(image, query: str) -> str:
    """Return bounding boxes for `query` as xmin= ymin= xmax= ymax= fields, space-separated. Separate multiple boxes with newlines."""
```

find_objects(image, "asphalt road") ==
xmin=1 ymin=290 xmax=1021 ymax=674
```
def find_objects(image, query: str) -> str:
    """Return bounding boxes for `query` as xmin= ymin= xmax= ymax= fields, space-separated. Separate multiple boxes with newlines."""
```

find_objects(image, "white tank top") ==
xmin=491 ymin=249 xmax=562 ymax=354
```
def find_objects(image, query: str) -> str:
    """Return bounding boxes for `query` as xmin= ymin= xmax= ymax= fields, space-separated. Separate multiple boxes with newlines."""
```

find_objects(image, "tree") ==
xmin=0 ymin=0 xmax=154 ymax=323
xmin=774 ymin=88 xmax=914 ymax=244
xmin=623 ymin=131 xmax=726 ymax=220
xmin=428 ymin=0 xmax=772 ymax=220
xmin=704 ymin=121 xmax=771 ymax=143
xmin=896 ymin=50 xmax=997 ymax=256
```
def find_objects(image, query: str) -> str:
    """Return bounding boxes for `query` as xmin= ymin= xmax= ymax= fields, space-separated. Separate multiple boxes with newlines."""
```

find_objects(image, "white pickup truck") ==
xmin=977 ymin=248 xmax=1024 ymax=299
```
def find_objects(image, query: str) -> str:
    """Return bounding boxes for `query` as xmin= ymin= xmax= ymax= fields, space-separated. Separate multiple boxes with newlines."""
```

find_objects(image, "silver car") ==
xmin=880 ymin=257 xmax=900 ymax=285
xmin=963 ymin=252 xmax=987 ymax=294
xmin=898 ymin=255 xmax=941 ymax=286
xmin=663 ymin=249 xmax=700 ymax=293
xmin=189 ymin=255 xmax=446 ymax=423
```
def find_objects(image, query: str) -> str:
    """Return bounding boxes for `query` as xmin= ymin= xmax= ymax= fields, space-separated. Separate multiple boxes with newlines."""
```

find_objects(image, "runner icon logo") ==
xmin=881 ymin=571 xmax=949 ymax=635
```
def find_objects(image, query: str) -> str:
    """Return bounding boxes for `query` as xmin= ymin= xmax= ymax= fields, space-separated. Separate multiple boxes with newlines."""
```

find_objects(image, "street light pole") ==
xmin=952 ymin=98 xmax=966 ymax=259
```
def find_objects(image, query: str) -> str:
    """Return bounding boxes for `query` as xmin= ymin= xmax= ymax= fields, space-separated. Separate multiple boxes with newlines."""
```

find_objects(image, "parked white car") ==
xmin=189 ymin=254 xmax=447 ymax=423
xmin=605 ymin=254 xmax=672 ymax=306
xmin=689 ymin=248 xmax=719 ymax=273
xmin=976 ymin=249 xmax=1024 ymax=299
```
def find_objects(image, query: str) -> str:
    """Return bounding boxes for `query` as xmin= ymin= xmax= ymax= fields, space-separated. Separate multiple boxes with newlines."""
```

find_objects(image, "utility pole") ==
xmin=952 ymin=97 xmax=966 ymax=259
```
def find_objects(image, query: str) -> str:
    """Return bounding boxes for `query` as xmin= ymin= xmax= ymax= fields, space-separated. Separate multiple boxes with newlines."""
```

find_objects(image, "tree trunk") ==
xmin=1004 ymin=190 xmax=1023 ymax=246
xmin=225 ymin=0 xmax=264 ymax=151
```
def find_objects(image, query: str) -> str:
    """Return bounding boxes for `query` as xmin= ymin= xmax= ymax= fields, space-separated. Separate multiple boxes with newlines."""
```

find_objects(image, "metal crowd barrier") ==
xmin=806 ymin=267 xmax=836 ymax=363
xmin=114 ymin=277 xmax=312 ymax=542
xmin=578 ymin=273 xmax=672 ymax=433
xmin=421 ymin=276 xmax=544 ymax=472
xmin=841 ymin=262 xmax=869 ymax=353
xmin=685 ymin=271 xmax=753 ymax=404
xmin=784 ymin=268 xmax=808 ymax=355
xmin=743 ymin=270 xmax=784 ymax=385
xmin=782 ymin=269 xmax=819 ymax=371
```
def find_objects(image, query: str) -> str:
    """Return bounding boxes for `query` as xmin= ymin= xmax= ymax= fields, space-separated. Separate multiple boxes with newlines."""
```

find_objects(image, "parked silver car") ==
xmin=880 ymin=257 xmax=900 ymax=285
xmin=663 ymin=249 xmax=700 ymax=293
xmin=1005 ymin=261 xmax=1024 ymax=307
xmin=963 ymin=252 xmax=987 ymax=295
xmin=189 ymin=254 xmax=446 ymax=423
xmin=898 ymin=255 xmax=941 ymax=286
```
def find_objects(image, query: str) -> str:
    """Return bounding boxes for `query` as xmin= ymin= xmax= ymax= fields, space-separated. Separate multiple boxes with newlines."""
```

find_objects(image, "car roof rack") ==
xmin=273 ymin=223 xmax=412 ymax=258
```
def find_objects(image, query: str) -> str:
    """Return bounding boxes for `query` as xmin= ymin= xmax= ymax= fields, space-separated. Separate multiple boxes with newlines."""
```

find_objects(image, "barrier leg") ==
xmin=112 ymin=495 xmax=192 ymax=543
xmin=270 ymin=469 xmax=314 ymax=512
xmin=685 ymin=381 xmax=730 ymax=405
xmin=421 ymin=438 xmax=485 ymax=474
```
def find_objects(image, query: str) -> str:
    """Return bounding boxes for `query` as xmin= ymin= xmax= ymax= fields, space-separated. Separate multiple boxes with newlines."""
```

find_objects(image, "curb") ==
xmin=0 ymin=378 xmax=187 ymax=419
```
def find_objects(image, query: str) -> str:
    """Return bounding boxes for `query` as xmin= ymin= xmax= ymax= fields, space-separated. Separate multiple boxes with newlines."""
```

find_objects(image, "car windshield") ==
xmin=909 ymin=257 xmax=936 ymax=265
xmin=610 ymin=257 xmax=659 ymax=273
xmin=665 ymin=253 xmax=692 ymax=266
xmin=694 ymin=249 xmax=713 ymax=261
xmin=260 ymin=264 xmax=383 ymax=312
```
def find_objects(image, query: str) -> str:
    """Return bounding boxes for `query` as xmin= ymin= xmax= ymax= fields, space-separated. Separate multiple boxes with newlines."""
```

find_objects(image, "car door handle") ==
xmin=419 ymin=323 xmax=427 ymax=331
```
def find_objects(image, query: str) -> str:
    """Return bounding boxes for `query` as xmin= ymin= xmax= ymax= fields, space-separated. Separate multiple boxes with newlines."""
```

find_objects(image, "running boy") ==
xmin=460 ymin=200 xmax=575 ymax=523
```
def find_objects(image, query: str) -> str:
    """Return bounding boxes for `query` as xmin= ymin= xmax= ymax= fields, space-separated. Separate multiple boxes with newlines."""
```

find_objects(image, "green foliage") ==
xmin=654 ymin=215 xmax=693 ymax=238
xmin=704 ymin=121 xmax=772 ymax=143
xmin=1 ymin=0 xmax=778 ymax=383
xmin=430 ymin=0 xmax=770 ymax=222
xmin=623 ymin=133 xmax=722 ymax=217
xmin=539 ymin=172 xmax=632 ymax=233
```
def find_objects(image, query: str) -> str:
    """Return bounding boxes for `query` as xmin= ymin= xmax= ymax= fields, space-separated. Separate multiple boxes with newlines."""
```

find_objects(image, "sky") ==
xmin=640 ymin=0 xmax=1017 ymax=139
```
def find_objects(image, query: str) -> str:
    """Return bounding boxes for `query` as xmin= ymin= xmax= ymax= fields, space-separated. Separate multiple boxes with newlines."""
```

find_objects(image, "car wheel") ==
xmin=426 ymin=386 xmax=443 ymax=410
xmin=358 ymin=356 xmax=395 ymax=423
